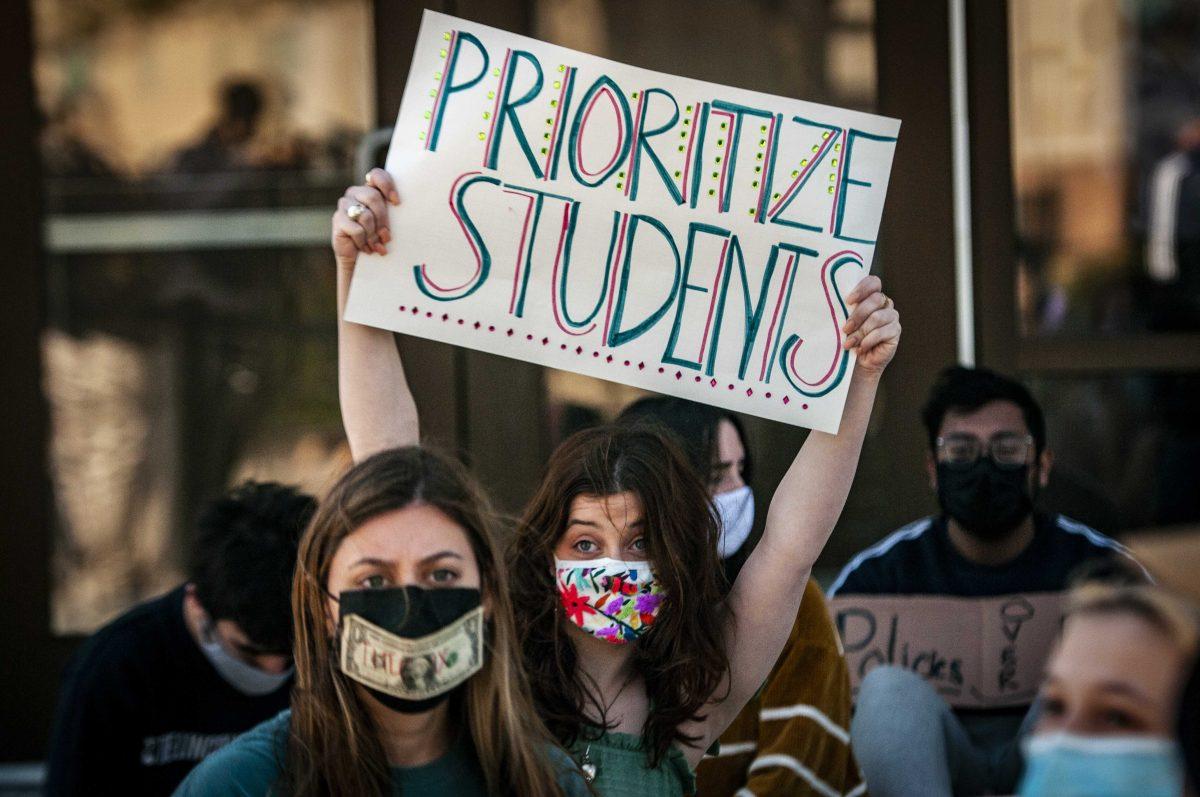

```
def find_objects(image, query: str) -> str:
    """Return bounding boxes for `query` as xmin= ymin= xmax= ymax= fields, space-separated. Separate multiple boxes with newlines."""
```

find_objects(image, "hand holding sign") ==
xmin=344 ymin=10 xmax=900 ymax=433
xmin=333 ymin=170 xmax=399 ymax=267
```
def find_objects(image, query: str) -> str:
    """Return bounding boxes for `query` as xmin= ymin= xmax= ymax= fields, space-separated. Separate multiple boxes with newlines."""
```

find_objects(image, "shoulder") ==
xmin=1044 ymin=514 xmax=1149 ymax=576
xmin=65 ymin=589 xmax=184 ymax=692
xmin=827 ymin=517 xmax=936 ymax=597
xmin=173 ymin=710 xmax=291 ymax=797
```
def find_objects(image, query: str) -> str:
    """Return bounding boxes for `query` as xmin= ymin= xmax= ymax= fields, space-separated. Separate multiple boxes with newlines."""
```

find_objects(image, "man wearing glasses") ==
xmin=827 ymin=366 xmax=1139 ymax=797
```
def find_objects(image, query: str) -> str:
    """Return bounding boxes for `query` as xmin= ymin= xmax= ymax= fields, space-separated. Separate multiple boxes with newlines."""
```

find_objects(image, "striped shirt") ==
xmin=696 ymin=580 xmax=864 ymax=797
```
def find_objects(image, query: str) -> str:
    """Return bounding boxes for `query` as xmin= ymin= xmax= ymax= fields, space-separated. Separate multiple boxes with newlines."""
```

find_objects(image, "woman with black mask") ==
xmin=175 ymin=448 xmax=589 ymax=796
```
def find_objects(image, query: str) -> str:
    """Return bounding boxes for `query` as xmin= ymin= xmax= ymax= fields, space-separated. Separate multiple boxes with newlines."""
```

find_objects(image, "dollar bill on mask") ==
xmin=339 ymin=605 xmax=484 ymax=700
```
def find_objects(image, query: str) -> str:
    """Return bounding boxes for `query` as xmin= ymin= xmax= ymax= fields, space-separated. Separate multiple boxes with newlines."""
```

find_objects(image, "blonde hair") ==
xmin=1066 ymin=581 xmax=1200 ymax=659
xmin=285 ymin=447 xmax=575 ymax=797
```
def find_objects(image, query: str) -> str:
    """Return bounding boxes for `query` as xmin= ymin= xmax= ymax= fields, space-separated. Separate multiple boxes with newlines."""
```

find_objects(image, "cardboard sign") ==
xmin=344 ymin=10 xmax=900 ymax=433
xmin=828 ymin=593 xmax=1066 ymax=709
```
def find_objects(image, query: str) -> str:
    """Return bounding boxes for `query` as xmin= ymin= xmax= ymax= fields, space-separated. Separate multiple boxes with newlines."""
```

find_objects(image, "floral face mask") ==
xmin=555 ymin=558 xmax=664 ymax=644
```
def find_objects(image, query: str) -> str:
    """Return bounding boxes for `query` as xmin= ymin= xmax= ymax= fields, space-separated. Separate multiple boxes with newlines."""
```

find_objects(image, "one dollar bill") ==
xmin=339 ymin=606 xmax=485 ymax=700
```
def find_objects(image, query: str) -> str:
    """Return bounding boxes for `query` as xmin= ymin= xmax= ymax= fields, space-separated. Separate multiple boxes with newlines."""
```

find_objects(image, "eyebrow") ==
xmin=1093 ymin=680 xmax=1156 ymax=705
xmin=565 ymin=518 xmax=646 ymax=529
xmin=349 ymin=551 xmax=465 ymax=570
xmin=419 ymin=550 xmax=464 ymax=566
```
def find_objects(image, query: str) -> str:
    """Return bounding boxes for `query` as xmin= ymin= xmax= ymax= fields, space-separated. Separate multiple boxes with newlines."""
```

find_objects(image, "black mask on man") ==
xmin=334 ymin=586 xmax=483 ymax=714
xmin=936 ymin=460 xmax=1035 ymax=541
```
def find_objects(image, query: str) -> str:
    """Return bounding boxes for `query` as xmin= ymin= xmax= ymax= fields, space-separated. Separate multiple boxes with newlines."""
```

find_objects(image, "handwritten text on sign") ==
xmin=828 ymin=594 xmax=1066 ymax=710
xmin=344 ymin=10 xmax=900 ymax=432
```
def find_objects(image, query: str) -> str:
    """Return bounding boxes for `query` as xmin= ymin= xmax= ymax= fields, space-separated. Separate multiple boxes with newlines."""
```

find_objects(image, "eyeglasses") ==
xmin=935 ymin=433 xmax=1034 ymax=469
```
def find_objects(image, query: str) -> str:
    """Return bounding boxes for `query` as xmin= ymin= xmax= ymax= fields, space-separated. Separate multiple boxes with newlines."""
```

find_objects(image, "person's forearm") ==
xmin=337 ymin=260 xmax=419 ymax=460
xmin=761 ymin=365 xmax=881 ymax=571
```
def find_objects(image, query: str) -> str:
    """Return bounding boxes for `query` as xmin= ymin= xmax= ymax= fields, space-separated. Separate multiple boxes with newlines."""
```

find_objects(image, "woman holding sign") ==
xmin=335 ymin=169 xmax=900 ymax=795
xmin=175 ymin=448 xmax=589 ymax=796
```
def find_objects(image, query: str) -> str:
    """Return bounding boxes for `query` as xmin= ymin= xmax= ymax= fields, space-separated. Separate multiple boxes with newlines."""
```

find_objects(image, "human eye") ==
xmin=359 ymin=573 xmax=389 ymax=589
xmin=939 ymin=436 xmax=979 ymax=465
xmin=1100 ymin=707 xmax=1142 ymax=731
xmin=574 ymin=538 xmax=598 ymax=555
xmin=629 ymin=537 xmax=646 ymax=553
xmin=428 ymin=567 xmax=461 ymax=585
xmin=1040 ymin=696 xmax=1065 ymax=718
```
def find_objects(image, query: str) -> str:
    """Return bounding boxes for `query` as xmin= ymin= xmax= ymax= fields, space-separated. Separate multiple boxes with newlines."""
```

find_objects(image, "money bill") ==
xmin=340 ymin=606 xmax=485 ymax=700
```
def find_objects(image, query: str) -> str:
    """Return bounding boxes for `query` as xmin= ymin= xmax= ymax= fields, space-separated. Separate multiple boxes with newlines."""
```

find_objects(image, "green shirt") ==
xmin=174 ymin=710 xmax=589 ymax=796
xmin=569 ymin=731 xmax=697 ymax=797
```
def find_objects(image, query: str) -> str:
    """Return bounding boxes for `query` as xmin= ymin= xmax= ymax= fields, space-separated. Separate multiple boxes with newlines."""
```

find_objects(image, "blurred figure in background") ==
xmin=170 ymin=79 xmax=265 ymax=174
xmin=1019 ymin=574 xmax=1198 ymax=797
xmin=617 ymin=397 xmax=863 ymax=797
xmin=45 ymin=481 xmax=315 ymax=796
xmin=830 ymin=366 xmax=1141 ymax=797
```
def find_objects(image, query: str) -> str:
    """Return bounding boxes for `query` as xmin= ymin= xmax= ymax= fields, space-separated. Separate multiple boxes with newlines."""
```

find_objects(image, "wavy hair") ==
xmin=285 ymin=447 xmax=573 ymax=796
xmin=509 ymin=425 xmax=731 ymax=766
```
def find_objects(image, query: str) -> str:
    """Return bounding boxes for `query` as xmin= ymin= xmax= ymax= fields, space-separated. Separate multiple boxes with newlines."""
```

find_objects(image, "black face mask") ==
xmin=335 ymin=586 xmax=483 ymax=714
xmin=936 ymin=460 xmax=1035 ymax=541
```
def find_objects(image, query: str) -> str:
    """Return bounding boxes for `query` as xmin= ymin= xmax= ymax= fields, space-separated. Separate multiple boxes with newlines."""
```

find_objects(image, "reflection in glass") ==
xmin=35 ymin=0 xmax=372 ymax=632
xmin=1011 ymin=0 xmax=1200 ymax=337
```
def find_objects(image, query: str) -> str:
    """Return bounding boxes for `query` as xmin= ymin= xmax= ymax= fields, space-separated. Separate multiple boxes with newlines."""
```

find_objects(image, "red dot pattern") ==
xmin=395 ymin=304 xmax=814 ymax=410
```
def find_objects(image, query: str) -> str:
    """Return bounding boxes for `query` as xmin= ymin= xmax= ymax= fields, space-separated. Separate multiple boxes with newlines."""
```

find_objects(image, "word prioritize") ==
xmin=345 ymin=11 xmax=900 ymax=432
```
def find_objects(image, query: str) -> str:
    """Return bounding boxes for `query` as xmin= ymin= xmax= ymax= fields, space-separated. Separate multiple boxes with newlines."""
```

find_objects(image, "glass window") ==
xmin=1028 ymin=371 xmax=1200 ymax=531
xmin=1010 ymin=0 xmax=1200 ymax=338
xmin=35 ymin=0 xmax=373 ymax=633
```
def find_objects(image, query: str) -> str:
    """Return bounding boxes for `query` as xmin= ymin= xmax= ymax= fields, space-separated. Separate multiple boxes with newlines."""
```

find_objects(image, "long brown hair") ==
xmin=509 ymin=425 xmax=731 ymax=766
xmin=286 ymin=447 xmax=573 ymax=796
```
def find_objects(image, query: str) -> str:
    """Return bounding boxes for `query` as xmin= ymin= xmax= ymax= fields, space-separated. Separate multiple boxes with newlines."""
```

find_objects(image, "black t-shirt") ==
xmin=45 ymin=585 xmax=292 ymax=796
xmin=827 ymin=512 xmax=1136 ymax=598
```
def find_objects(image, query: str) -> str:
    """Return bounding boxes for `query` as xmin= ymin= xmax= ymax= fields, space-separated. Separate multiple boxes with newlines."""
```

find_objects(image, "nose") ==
xmin=714 ymin=465 xmax=745 ymax=495
xmin=253 ymin=654 xmax=293 ymax=675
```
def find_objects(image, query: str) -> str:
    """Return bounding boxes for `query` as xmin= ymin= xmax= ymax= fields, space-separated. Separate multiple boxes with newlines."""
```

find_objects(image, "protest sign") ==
xmin=828 ymin=593 xmax=1066 ymax=709
xmin=344 ymin=10 xmax=900 ymax=432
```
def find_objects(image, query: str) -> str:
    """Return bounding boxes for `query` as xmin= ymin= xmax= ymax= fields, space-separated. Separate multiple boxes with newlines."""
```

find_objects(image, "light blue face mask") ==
xmin=1018 ymin=732 xmax=1185 ymax=797
xmin=198 ymin=621 xmax=293 ymax=697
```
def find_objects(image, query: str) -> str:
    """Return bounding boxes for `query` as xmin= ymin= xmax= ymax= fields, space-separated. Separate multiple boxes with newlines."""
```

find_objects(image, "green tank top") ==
xmin=569 ymin=731 xmax=696 ymax=797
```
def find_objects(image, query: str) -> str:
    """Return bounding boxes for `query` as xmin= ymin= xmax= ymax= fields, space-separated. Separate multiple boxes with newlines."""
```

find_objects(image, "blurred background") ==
xmin=2 ymin=0 xmax=1199 ymax=768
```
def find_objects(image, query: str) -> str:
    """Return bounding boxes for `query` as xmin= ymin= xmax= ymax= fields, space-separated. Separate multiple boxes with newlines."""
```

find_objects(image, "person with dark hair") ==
xmin=170 ymin=79 xmax=265 ymax=174
xmin=176 ymin=449 xmax=588 ymax=797
xmin=45 ymin=481 xmax=315 ymax=796
xmin=335 ymin=169 xmax=901 ymax=795
xmin=617 ymin=396 xmax=863 ymax=797
xmin=829 ymin=365 xmax=1141 ymax=797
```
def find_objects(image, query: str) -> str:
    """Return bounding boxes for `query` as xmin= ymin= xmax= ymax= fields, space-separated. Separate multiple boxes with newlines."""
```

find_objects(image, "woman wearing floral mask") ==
xmin=335 ymin=169 xmax=901 ymax=795
xmin=614 ymin=396 xmax=863 ymax=796
xmin=175 ymin=448 xmax=589 ymax=797
xmin=1018 ymin=580 xmax=1199 ymax=797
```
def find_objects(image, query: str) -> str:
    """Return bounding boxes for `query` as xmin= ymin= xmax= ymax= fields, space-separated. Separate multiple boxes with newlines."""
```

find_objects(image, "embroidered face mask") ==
xmin=555 ymin=558 xmax=664 ymax=644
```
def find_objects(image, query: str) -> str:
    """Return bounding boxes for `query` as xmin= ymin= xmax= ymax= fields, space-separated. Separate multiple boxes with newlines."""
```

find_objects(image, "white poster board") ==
xmin=345 ymin=10 xmax=901 ymax=432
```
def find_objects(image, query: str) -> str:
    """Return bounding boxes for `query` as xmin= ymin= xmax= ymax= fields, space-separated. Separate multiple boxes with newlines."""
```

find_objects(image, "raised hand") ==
xmin=841 ymin=275 xmax=901 ymax=374
xmin=331 ymin=168 xmax=400 ymax=268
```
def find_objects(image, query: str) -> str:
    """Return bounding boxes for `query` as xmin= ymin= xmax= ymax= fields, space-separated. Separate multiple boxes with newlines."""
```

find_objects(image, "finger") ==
xmin=343 ymin=187 xmax=387 ymax=235
xmin=842 ymin=291 xmax=888 ymax=335
xmin=339 ymin=192 xmax=387 ymax=254
xmin=843 ymin=274 xmax=882 ymax=307
xmin=843 ymin=308 xmax=898 ymax=350
xmin=333 ymin=215 xmax=370 ymax=254
xmin=365 ymin=168 xmax=400 ymax=205
xmin=856 ymin=320 xmax=902 ymax=356
xmin=337 ymin=198 xmax=379 ymax=253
